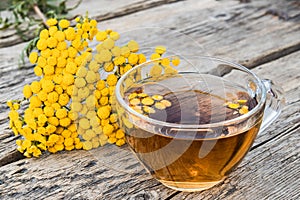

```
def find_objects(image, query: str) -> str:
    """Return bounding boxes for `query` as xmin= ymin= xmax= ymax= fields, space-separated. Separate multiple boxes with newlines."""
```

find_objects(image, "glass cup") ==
xmin=115 ymin=55 xmax=283 ymax=192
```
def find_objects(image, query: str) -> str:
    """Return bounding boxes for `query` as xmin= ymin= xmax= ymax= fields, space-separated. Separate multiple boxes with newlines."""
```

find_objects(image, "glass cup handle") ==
xmin=259 ymin=79 xmax=285 ymax=133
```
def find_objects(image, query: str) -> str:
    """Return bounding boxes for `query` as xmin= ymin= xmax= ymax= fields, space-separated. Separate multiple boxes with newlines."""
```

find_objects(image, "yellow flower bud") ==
xmin=128 ymin=40 xmax=139 ymax=53
xmin=29 ymin=52 xmax=38 ymax=64
xmin=46 ymin=18 xmax=58 ymax=26
xmin=23 ymin=85 xmax=32 ymax=99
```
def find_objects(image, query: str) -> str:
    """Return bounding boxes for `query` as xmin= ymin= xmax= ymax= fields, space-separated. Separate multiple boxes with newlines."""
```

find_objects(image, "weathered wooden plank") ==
xmin=167 ymin=51 xmax=300 ymax=200
xmin=0 ymin=146 xmax=177 ymax=199
xmin=97 ymin=0 xmax=300 ymax=63
xmin=0 ymin=0 xmax=185 ymax=48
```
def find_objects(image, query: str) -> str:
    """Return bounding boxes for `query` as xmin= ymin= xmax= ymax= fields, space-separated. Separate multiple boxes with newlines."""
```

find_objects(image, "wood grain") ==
xmin=0 ymin=0 xmax=299 ymax=199
xmin=0 ymin=0 xmax=185 ymax=48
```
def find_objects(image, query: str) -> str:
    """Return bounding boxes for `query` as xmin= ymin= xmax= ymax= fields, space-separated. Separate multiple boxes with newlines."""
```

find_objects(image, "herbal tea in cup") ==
xmin=115 ymin=56 xmax=283 ymax=192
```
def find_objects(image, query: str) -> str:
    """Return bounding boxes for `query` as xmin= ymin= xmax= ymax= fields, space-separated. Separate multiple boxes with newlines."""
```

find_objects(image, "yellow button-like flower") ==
xmin=54 ymin=144 xmax=64 ymax=151
xmin=88 ymin=60 xmax=99 ymax=72
xmin=48 ymin=116 xmax=59 ymax=126
xmin=64 ymin=27 xmax=76 ymax=41
xmin=111 ymin=46 xmax=121 ymax=57
xmin=100 ymin=87 xmax=109 ymax=97
xmin=106 ymin=74 xmax=118 ymax=86
xmin=138 ymin=54 xmax=146 ymax=64
xmin=44 ymin=65 xmax=55 ymax=75
xmin=29 ymin=52 xmax=38 ymax=64
xmin=66 ymin=62 xmax=77 ymax=74
xmin=79 ymin=118 xmax=90 ymax=130
xmin=164 ymin=66 xmax=178 ymax=75
xmin=64 ymin=137 xmax=74 ymax=147
xmin=128 ymin=53 xmax=139 ymax=65
xmin=68 ymin=47 xmax=78 ymax=58
xmin=57 ymin=41 xmax=67 ymax=51
xmin=128 ymin=40 xmax=139 ymax=53
xmin=54 ymin=30 xmax=65 ymax=42
xmin=141 ymin=97 xmax=154 ymax=106
xmin=96 ymin=31 xmax=107 ymax=41
xmin=161 ymin=58 xmax=170 ymax=67
xmin=150 ymin=53 xmax=161 ymax=60
xmin=23 ymin=85 xmax=32 ymax=99
xmin=37 ymin=126 xmax=46 ymax=135
xmin=171 ymin=57 xmax=180 ymax=66
xmin=48 ymin=134 xmax=59 ymax=144
xmin=83 ymin=129 xmax=96 ymax=141
xmin=60 ymin=117 xmax=71 ymax=127
xmin=55 ymin=108 xmax=67 ymax=119
xmin=47 ymin=91 xmax=59 ymax=103
xmin=34 ymin=66 xmax=43 ymax=76
xmin=62 ymin=73 xmax=75 ymax=86
xmin=108 ymin=137 xmax=117 ymax=144
xmin=110 ymin=31 xmax=120 ymax=41
xmin=98 ymin=49 xmax=112 ymax=62
xmin=58 ymin=93 xmax=69 ymax=106
xmin=36 ymin=38 xmax=48 ymax=50
xmin=41 ymin=79 xmax=55 ymax=93
xmin=30 ymin=81 xmax=41 ymax=94
xmin=228 ymin=103 xmax=240 ymax=109
xmin=86 ymin=70 xmax=97 ymax=84
xmin=96 ymin=80 xmax=106 ymax=91
xmin=161 ymin=99 xmax=172 ymax=107
xmin=33 ymin=107 xmax=43 ymax=118
xmin=113 ymin=56 xmax=126 ymax=66
xmin=59 ymin=19 xmax=70 ymax=29
xmin=155 ymin=45 xmax=166 ymax=55
xmin=101 ymin=119 xmax=110 ymax=126
xmin=82 ymin=141 xmax=93 ymax=150
xmin=75 ymin=142 xmax=83 ymax=149
xmin=30 ymin=96 xmax=42 ymax=108
xmin=47 ymin=37 xmax=58 ymax=48
xmin=115 ymin=129 xmax=125 ymax=139
xmin=120 ymin=46 xmax=130 ymax=57
xmin=48 ymin=26 xmax=58 ymax=36
xmin=52 ymin=49 xmax=60 ymax=58
xmin=51 ymin=102 xmax=61 ymax=110
xmin=97 ymin=106 xmax=111 ymax=120
xmin=46 ymin=124 xmax=57 ymax=134
xmin=155 ymin=102 xmax=166 ymax=110
xmin=8 ymin=110 xmax=19 ymax=121
xmin=37 ymin=56 xmax=47 ymax=67
xmin=46 ymin=18 xmax=58 ymax=26
xmin=239 ymin=105 xmax=249 ymax=115
xmin=116 ymin=139 xmax=126 ymax=146
xmin=44 ymin=106 xmax=54 ymax=117
xmin=149 ymin=65 xmax=162 ymax=77
xmin=38 ymin=113 xmax=47 ymax=125
xmin=39 ymin=29 xmax=49 ymax=39
xmin=41 ymin=48 xmax=52 ymax=58
xmin=103 ymin=124 xmax=114 ymax=135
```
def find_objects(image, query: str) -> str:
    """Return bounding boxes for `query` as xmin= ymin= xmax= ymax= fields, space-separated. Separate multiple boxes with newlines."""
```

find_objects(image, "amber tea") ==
xmin=123 ymin=73 xmax=263 ymax=191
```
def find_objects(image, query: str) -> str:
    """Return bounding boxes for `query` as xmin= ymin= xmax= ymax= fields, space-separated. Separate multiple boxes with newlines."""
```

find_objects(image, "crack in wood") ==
xmin=95 ymin=0 xmax=186 ymax=22
xmin=251 ymin=123 xmax=300 ymax=151
xmin=240 ymin=41 xmax=300 ymax=69
xmin=0 ymin=149 xmax=25 ymax=167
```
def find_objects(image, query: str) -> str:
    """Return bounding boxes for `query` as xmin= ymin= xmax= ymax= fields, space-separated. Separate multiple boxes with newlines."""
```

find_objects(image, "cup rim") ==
xmin=115 ymin=55 xmax=267 ymax=129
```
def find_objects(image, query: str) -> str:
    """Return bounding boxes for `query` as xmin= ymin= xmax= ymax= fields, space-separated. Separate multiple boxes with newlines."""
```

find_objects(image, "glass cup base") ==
xmin=158 ymin=179 xmax=224 ymax=192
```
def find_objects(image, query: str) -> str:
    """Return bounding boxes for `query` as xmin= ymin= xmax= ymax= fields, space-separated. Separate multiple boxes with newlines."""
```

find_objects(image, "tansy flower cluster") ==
xmin=7 ymin=15 xmax=178 ymax=158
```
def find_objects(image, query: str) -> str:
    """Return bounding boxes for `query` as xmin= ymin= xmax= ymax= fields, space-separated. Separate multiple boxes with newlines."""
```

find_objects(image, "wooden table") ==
xmin=0 ymin=0 xmax=299 ymax=199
